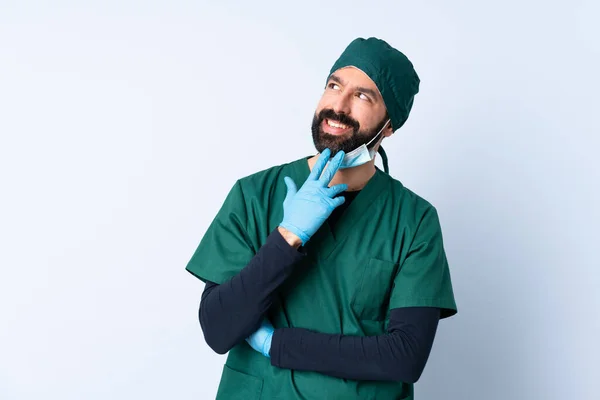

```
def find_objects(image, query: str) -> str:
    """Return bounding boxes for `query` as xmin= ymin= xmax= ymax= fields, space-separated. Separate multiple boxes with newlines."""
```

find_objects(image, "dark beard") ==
xmin=311 ymin=109 xmax=388 ymax=155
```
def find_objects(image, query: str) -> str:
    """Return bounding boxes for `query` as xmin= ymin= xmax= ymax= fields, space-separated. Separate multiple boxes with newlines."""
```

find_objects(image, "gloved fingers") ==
xmin=318 ymin=150 xmax=345 ymax=185
xmin=308 ymin=148 xmax=331 ymax=181
xmin=263 ymin=331 xmax=273 ymax=358
xmin=261 ymin=334 xmax=270 ymax=352
xmin=324 ymin=183 xmax=348 ymax=198
xmin=330 ymin=195 xmax=346 ymax=209
xmin=283 ymin=176 xmax=298 ymax=200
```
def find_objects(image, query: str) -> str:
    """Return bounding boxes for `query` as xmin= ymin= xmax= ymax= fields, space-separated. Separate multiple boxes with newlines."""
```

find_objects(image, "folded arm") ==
xmin=270 ymin=307 xmax=440 ymax=383
xmin=200 ymin=228 xmax=440 ymax=382
xmin=199 ymin=229 xmax=305 ymax=354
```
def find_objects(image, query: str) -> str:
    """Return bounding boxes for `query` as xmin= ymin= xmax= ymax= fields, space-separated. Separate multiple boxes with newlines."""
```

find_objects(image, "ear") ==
xmin=383 ymin=121 xmax=394 ymax=138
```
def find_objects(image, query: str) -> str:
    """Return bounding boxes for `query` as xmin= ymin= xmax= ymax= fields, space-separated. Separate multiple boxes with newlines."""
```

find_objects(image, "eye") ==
xmin=357 ymin=92 xmax=370 ymax=101
xmin=328 ymin=83 xmax=340 ymax=91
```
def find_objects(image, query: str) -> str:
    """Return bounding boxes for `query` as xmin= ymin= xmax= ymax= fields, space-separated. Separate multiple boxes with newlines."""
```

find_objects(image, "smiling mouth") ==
xmin=325 ymin=119 xmax=352 ymax=130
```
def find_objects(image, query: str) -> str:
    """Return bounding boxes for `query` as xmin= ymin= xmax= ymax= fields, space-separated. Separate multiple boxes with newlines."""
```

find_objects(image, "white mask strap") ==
xmin=365 ymin=119 xmax=391 ymax=147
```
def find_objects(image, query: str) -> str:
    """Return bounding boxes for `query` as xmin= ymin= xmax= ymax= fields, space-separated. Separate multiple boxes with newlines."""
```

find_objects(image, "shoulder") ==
xmin=382 ymin=172 xmax=441 ymax=226
xmin=385 ymin=173 xmax=437 ymax=211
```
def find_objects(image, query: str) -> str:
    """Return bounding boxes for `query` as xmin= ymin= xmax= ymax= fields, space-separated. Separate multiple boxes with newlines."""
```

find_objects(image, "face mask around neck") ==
xmin=338 ymin=119 xmax=390 ymax=169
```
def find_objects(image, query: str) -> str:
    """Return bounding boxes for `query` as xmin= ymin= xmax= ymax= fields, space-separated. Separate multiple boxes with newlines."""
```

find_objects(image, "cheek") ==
xmin=356 ymin=105 xmax=386 ymax=130
xmin=350 ymin=106 xmax=372 ymax=126
xmin=315 ymin=100 xmax=326 ymax=113
xmin=316 ymin=91 xmax=338 ymax=110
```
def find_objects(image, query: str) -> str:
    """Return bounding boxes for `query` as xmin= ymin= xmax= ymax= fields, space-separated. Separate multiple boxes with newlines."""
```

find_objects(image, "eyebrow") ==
xmin=328 ymin=74 xmax=380 ymax=101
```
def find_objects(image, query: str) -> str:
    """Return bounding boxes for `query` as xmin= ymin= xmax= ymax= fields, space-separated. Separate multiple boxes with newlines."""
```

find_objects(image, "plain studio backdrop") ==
xmin=1 ymin=1 xmax=598 ymax=399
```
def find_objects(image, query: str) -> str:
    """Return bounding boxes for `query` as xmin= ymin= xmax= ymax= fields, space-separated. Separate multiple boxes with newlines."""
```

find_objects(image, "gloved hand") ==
xmin=245 ymin=318 xmax=275 ymax=358
xmin=279 ymin=148 xmax=348 ymax=245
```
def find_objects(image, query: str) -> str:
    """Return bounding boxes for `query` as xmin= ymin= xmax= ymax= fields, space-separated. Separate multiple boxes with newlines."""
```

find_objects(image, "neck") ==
xmin=307 ymin=154 xmax=377 ymax=191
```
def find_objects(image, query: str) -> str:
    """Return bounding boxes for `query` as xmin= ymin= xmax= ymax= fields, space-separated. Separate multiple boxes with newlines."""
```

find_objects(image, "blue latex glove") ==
xmin=245 ymin=318 xmax=275 ymax=358
xmin=279 ymin=148 xmax=348 ymax=245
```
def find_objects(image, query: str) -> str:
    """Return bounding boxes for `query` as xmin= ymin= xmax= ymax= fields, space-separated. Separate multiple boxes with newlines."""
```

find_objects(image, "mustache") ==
xmin=317 ymin=109 xmax=360 ymax=131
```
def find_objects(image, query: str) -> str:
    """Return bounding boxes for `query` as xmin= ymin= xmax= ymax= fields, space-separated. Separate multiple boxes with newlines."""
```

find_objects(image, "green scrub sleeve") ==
xmin=388 ymin=207 xmax=458 ymax=319
xmin=185 ymin=180 xmax=256 ymax=284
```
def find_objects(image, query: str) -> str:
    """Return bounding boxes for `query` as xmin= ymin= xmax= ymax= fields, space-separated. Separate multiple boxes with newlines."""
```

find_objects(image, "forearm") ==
xmin=270 ymin=307 xmax=440 ymax=382
xmin=199 ymin=228 xmax=304 ymax=354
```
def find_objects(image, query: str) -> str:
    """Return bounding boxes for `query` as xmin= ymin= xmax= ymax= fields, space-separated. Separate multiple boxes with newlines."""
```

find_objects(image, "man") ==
xmin=186 ymin=37 xmax=457 ymax=399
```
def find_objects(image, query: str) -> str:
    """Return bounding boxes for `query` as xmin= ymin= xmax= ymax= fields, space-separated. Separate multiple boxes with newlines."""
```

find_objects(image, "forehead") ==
xmin=328 ymin=66 xmax=381 ymax=94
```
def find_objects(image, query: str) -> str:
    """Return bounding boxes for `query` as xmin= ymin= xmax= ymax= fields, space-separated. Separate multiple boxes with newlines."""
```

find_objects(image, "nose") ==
xmin=331 ymin=92 xmax=352 ymax=116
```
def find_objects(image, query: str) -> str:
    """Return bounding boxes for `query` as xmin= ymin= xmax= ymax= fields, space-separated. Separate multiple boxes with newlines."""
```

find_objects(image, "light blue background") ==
xmin=1 ymin=1 xmax=598 ymax=399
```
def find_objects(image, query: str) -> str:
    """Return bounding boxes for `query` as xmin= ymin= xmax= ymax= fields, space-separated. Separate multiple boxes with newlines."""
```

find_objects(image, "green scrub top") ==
xmin=186 ymin=157 xmax=457 ymax=400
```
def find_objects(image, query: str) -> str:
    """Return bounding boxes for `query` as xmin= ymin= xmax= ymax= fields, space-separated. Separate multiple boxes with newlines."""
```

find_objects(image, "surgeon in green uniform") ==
xmin=186 ymin=37 xmax=457 ymax=399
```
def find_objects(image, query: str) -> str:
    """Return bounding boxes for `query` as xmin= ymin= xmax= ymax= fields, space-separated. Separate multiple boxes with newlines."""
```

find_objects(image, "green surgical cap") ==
xmin=328 ymin=37 xmax=420 ymax=131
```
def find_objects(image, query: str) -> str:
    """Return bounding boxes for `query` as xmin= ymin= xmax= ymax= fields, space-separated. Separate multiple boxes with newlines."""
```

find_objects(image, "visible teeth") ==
xmin=327 ymin=119 xmax=349 ymax=129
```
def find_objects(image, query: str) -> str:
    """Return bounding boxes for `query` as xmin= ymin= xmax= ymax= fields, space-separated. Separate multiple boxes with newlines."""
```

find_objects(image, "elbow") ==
xmin=206 ymin=338 xmax=230 ymax=355
xmin=199 ymin=306 xmax=233 ymax=355
xmin=390 ymin=360 xmax=427 ymax=384
xmin=201 ymin=324 xmax=234 ymax=355
xmin=390 ymin=369 xmax=420 ymax=384
xmin=403 ymin=369 xmax=423 ymax=384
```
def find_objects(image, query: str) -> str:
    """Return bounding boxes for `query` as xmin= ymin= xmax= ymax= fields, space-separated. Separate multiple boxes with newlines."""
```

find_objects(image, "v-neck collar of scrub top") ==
xmin=289 ymin=156 xmax=390 ymax=262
